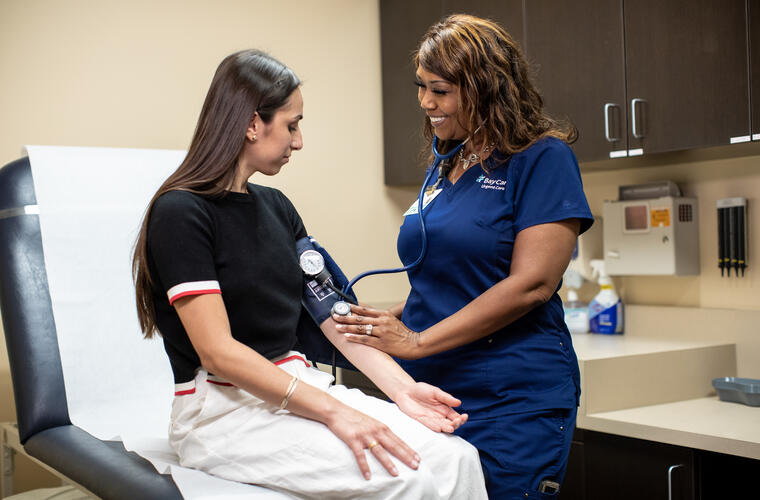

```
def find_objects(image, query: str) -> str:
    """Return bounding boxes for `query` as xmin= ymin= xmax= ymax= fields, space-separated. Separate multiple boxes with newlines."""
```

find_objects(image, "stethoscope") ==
xmin=340 ymin=134 xmax=469 ymax=297
xmin=299 ymin=134 xmax=471 ymax=377
xmin=307 ymin=135 xmax=468 ymax=310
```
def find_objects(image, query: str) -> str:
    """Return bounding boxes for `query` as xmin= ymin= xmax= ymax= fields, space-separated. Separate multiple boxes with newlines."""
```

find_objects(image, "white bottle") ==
xmin=564 ymin=289 xmax=589 ymax=334
xmin=588 ymin=260 xmax=623 ymax=334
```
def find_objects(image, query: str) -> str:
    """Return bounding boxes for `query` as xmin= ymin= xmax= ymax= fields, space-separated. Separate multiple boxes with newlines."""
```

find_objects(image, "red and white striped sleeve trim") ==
xmin=174 ymin=381 xmax=196 ymax=396
xmin=274 ymin=354 xmax=311 ymax=368
xmin=167 ymin=280 xmax=221 ymax=305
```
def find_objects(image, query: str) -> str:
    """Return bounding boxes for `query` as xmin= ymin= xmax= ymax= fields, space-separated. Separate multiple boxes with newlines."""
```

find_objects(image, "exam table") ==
xmin=0 ymin=157 xmax=182 ymax=499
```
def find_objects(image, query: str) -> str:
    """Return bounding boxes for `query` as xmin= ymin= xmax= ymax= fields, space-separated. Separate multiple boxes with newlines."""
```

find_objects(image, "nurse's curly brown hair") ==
xmin=415 ymin=14 xmax=576 ymax=163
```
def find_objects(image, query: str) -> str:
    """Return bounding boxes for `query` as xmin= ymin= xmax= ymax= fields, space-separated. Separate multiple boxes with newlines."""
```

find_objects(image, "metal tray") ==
xmin=712 ymin=377 xmax=760 ymax=407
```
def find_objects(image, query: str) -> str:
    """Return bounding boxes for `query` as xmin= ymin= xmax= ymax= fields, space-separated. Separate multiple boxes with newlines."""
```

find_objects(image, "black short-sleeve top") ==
xmin=147 ymin=184 xmax=307 ymax=383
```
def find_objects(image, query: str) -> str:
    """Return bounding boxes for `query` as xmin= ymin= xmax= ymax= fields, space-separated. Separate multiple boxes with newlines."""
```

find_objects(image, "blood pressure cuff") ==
xmin=295 ymin=236 xmax=357 ymax=370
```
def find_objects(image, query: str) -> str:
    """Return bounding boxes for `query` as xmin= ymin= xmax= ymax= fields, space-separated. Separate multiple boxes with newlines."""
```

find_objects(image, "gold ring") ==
xmin=368 ymin=441 xmax=379 ymax=450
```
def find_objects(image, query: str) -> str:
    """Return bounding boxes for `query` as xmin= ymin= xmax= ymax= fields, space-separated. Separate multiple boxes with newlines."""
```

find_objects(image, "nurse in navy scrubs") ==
xmin=334 ymin=14 xmax=594 ymax=499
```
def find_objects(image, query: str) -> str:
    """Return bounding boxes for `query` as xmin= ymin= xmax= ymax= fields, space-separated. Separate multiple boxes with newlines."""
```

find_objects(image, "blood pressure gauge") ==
xmin=299 ymin=249 xmax=331 ymax=284
xmin=330 ymin=301 xmax=351 ymax=317
xmin=299 ymin=249 xmax=324 ymax=275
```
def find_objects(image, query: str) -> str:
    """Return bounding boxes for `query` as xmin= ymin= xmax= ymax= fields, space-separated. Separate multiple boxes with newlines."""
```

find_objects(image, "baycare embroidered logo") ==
xmin=475 ymin=174 xmax=506 ymax=191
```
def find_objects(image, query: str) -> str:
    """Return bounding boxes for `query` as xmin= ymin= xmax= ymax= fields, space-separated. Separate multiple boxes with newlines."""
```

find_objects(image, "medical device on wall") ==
xmin=716 ymin=197 xmax=748 ymax=277
xmin=602 ymin=182 xmax=699 ymax=276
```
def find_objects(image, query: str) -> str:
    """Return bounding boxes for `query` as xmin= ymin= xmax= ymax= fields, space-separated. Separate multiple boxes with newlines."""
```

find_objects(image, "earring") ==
xmin=248 ymin=134 xmax=257 ymax=142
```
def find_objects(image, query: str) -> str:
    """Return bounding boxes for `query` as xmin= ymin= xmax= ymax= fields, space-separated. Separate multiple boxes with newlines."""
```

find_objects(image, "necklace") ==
xmin=458 ymin=143 xmax=494 ymax=170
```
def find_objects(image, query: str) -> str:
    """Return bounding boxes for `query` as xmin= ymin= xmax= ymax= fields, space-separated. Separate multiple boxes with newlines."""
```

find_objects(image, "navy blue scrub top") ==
xmin=397 ymin=137 xmax=594 ymax=419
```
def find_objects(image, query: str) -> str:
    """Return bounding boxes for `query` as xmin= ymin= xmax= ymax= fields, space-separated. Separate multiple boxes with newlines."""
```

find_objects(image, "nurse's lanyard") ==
xmin=341 ymin=135 xmax=471 ymax=296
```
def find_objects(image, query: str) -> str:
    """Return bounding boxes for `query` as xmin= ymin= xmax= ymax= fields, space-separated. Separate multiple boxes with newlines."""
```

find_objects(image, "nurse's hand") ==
xmin=333 ymin=305 xmax=422 ymax=359
xmin=393 ymin=382 xmax=468 ymax=433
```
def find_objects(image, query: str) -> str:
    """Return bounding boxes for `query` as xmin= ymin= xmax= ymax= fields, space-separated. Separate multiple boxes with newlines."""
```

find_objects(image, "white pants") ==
xmin=169 ymin=352 xmax=487 ymax=499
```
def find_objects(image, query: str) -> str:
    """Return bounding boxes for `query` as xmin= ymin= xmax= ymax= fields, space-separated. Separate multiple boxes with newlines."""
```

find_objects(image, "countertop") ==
xmin=583 ymin=397 xmax=760 ymax=460
xmin=571 ymin=333 xmax=735 ymax=360
xmin=570 ymin=332 xmax=759 ymax=460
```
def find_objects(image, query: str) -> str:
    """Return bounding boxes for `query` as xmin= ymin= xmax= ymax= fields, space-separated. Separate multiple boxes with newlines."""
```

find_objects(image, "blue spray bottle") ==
xmin=588 ymin=260 xmax=623 ymax=334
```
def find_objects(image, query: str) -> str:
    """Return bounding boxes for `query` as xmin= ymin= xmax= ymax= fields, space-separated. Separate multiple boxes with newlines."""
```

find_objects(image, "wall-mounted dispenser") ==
xmin=717 ymin=197 xmax=748 ymax=278
xmin=603 ymin=182 xmax=699 ymax=276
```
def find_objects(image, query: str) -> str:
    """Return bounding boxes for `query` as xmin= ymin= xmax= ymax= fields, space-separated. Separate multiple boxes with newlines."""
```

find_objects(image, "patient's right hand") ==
xmin=326 ymin=405 xmax=420 ymax=480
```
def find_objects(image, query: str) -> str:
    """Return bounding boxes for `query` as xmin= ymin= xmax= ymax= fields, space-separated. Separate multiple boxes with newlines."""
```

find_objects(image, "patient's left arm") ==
xmin=320 ymin=318 xmax=467 ymax=433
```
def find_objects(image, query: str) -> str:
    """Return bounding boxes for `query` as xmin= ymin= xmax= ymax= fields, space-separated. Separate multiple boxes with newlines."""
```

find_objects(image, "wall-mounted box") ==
xmin=603 ymin=197 xmax=699 ymax=275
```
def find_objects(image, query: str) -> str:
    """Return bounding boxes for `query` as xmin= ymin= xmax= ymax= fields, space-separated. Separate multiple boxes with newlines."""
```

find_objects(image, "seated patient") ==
xmin=131 ymin=49 xmax=487 ymax=499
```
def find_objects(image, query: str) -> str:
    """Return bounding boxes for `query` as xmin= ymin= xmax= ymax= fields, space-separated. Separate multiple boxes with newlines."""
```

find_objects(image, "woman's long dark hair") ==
xmin=133 ymin=50 xmax=300 ymax=338
xmin=416 ymin=14 xmax=576 ymax=164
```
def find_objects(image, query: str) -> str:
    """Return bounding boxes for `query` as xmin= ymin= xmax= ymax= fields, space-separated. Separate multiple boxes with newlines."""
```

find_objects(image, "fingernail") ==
xmin=364 ymin=472 xmax=371 ymax=480
xmin=415 ymin=454 xmax=421 ymax=462
xmin=411 ymin=459 xmax=419 ymax=468
xmin=391 ymin=467 xmax=398 ymax=475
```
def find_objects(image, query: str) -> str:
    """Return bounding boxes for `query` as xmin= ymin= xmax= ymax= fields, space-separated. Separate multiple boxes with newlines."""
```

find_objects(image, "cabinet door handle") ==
xmin=631 ymin=98 xmax=647 ymax=139
xmin=667 ymin=463 xmax=684 ymax=500
xmin=604 ymin=103 xmax=621 ymax=142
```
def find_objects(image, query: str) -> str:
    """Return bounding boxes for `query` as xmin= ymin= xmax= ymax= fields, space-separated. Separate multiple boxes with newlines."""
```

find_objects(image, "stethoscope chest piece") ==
xmin=330 ymin=301 xmax=351 ymax=317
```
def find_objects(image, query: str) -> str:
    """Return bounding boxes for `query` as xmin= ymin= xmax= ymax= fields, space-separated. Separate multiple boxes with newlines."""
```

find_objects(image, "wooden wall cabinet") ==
xmin=381 ymin=0 xmax=756 ymax=181
xmin=380 ymin=0 xmax=443 ymax=186
xmin=624 ymin=0 xmax=750 ymax=154
xmin=380 ymin=0 xmax=523 ymax=185
xmin=524 ymin=0 xmax=627 ymax=162
xmin=525 ymin=0 xmax=751 ymax=163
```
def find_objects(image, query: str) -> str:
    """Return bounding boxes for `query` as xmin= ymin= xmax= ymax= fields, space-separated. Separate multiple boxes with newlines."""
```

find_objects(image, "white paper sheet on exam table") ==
xmin=26 ymin=146 xmax=294 ymax=499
